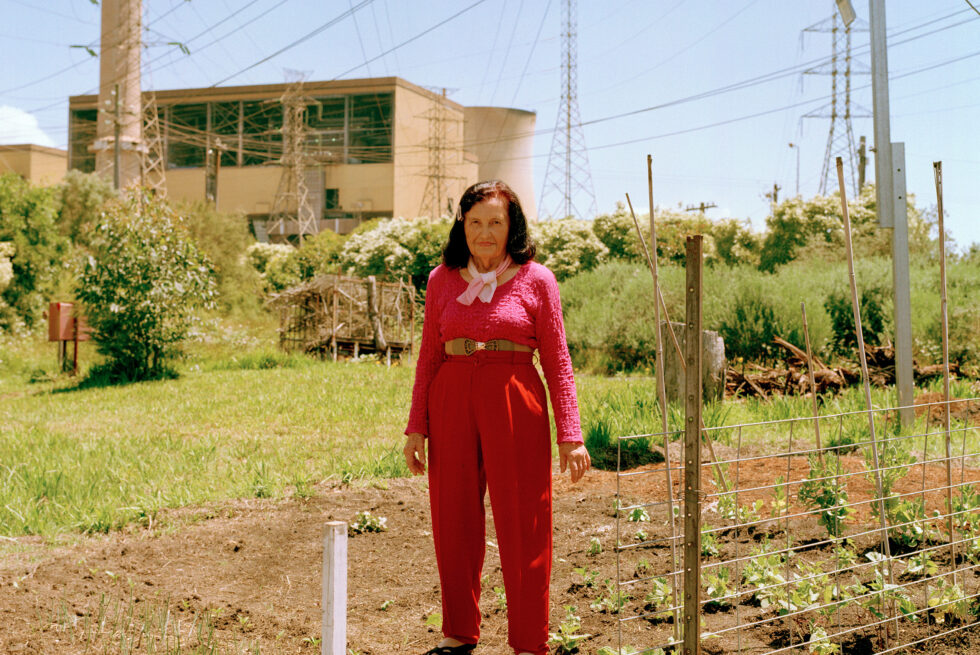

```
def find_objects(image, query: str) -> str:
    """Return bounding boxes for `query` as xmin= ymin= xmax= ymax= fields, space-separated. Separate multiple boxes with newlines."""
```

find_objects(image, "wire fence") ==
xmin=615 ymin=397 xmax=980 ymax=654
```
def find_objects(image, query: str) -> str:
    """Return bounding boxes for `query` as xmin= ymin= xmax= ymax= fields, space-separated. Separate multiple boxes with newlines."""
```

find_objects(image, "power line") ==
xmin=329 ymin=0 xmax=492 ymax=81
xmin=966 ymin=1 xmax=980 ymax=18
xmin=210 ymin=0 xmax=377 ymax=87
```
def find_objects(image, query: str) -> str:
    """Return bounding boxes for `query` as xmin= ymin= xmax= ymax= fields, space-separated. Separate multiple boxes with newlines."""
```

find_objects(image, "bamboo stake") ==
xmin=642 ymin=157 xmax=680 ymax=639
xmin=625 ymin=193 xmax=730 ymax=494
xmin=835 ymin=156 xmax=896 ymax=642
xmin=934 ymin=161 xmax=957 ymax=581
xmin=801 ymin=302 xmax=825 ymax=466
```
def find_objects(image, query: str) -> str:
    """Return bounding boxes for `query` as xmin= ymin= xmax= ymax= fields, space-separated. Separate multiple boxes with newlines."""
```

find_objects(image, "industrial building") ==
xmin=0 ymin=144 xmax=68 ymax=186
xmin=67 ymin=76 xmax=537 ymax=238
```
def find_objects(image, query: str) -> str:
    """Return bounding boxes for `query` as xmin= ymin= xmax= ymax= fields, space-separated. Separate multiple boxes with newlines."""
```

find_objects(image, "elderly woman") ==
xmin=403 ymin=180 xmax=590 ymax=655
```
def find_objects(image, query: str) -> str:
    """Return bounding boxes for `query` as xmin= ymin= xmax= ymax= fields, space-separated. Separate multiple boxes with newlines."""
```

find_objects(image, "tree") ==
xmin=76 ymin=194 xmax=215 ymax=381
xmin=0 ymin=173 xmax=68 ymax=329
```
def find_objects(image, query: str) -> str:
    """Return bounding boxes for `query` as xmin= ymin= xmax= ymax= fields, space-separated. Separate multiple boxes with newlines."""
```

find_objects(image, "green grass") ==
xmin=1 ymin=320 xmax=978 ymax=539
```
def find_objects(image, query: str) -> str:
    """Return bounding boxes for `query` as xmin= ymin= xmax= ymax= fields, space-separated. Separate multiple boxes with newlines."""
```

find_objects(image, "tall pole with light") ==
xmin=788 ymin=142 xmax=800 ymax=196
xmin=837 ymin=0 xmax=914 ymax=424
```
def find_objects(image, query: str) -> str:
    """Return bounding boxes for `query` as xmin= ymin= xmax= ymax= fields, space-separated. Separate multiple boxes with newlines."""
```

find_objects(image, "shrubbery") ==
xmin=76 ymin=194 xmax=216 ymax=381
xmin=337 ymin=218 xmax=450 ymax=289
xmin=531 ymin=219 xmax=609 ymax=281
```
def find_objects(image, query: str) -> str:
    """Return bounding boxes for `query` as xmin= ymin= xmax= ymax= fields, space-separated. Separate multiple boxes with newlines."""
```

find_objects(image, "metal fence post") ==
xmin=683 ymin=235 xmax=703 ymax=655
xmin=322 ymin=521 xmax=347 ymax=655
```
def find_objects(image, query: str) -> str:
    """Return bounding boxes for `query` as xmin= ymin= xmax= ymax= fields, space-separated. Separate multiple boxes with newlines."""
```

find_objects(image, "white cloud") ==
xmin=0 ymin=106 xmax=56 ymax=147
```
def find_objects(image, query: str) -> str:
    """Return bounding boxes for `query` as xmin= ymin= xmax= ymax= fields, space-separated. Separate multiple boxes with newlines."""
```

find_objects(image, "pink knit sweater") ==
xmin=405 ymin=261 xmax=583 ymax=444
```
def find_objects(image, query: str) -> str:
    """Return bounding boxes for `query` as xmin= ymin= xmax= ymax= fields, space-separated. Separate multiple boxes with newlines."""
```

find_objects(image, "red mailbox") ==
xmin=47 ymin=302 xmax=91 ymax=342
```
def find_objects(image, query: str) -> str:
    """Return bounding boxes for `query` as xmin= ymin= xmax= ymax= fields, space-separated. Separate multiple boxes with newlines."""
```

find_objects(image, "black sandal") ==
xmin=422 ymin=645 xmax=476 ymax=654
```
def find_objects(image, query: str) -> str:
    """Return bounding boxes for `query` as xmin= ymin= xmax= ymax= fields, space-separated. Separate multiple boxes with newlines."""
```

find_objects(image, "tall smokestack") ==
xmin=93 ymin=0 xmax=143 ymax=189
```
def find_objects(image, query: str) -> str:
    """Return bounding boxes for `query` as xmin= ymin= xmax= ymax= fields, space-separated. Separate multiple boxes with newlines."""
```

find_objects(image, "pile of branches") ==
xmin=727 ymin=336 xmax=959 ymax=399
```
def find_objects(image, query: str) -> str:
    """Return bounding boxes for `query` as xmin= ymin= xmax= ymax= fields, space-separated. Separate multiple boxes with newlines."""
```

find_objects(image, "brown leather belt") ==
xmin=445 ymin=338 xmax=533 ymax=356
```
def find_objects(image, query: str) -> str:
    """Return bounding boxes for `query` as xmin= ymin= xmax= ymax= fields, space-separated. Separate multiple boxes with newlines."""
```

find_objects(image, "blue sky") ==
xmin=1 ymin=1 xmax=978 ymax=246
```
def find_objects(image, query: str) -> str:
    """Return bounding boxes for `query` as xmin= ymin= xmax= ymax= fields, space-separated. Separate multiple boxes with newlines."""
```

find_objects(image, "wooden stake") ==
xmin=934 ymin=161 xmax=957 ymax=580
xmin=801 ymin=302 xmax=824 ymax=465
xmin=625 ymin=193 xmax=729 ymax=493
xmin=836 ymin=156 xmax=896 ymax=641
xmin=331 ymin=288 xmax=339 ymax=362
xmin=322 ymin=521 xmax=347 ymax=654
xmin=683 ymin=235 xmax=703 ymax=655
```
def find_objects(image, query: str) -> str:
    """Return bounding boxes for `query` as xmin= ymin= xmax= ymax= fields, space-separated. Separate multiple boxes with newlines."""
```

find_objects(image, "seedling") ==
xmin=643 ymin=576 xmax=673 ymax=620
xmin=348 ymin=511 xmax=387 ymax=535
xmin=928 ymin=578 xmax=970 ymax=624
xmin=634 ymin=528 xmax=649 ymax=542
xmin=770 ymin=475 xmax=790 ymax=518
xmin=547 ymin=605 xmax=592 ymax=653
xmin=807 ymin=624 xmax=841 ymax=655
xmin=587 ymin=537 xmax=603 ymax=556
xmin=907 ymin=551 xmax=938 ymax=578
xmin=380 ymin=599 xmax=393 ymax=611
xmin=628 ymin=507 xmax=650 ymax=522
xmin=493 ymin=586 xmax=507 ymax=610
xmin=798 ymin=454 xmax=852 ymax=538
xmin=701 ymin=527 xmax=720 ymax=557
xmin=590 ymin=579 xmax=631 ymax=614
xmin=635 ymin=558 xmax=651 ymax=576
xmin=702 ymin=566 xmax=733 ymax=609
xmin=425 ymin=612 xmax=443 ymax=627
xmin=572 ymin=567 xmax=599 ymax=589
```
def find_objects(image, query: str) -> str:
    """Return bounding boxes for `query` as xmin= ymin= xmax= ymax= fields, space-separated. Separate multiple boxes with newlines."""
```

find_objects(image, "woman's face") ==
xmin=463 ymin=195 xmax=510 ymax=264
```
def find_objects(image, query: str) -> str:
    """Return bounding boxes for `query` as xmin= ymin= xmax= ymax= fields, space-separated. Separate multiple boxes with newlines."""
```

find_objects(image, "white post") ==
xmin=322 ymin=521 xmax=347 ymax=655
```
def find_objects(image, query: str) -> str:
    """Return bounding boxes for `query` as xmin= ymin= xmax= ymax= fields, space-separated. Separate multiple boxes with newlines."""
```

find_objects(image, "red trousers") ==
xmin=427 ymin=351 xmax=553 ymax=655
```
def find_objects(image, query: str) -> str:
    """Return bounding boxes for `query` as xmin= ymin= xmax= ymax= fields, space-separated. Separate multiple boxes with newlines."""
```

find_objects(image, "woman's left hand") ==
xmin=558 ymin=442 xmax=591 ymax=483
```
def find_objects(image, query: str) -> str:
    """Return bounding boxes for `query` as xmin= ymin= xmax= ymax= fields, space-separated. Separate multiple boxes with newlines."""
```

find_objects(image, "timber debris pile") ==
xmin=270 ymin=274 xmax=415 ymax=359
xmin=726 ymin=336 xmax=959 ymax=399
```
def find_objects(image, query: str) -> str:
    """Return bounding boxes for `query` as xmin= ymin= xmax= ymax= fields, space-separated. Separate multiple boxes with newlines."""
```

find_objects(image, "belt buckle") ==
xmin=463 ymin=339 xmax=496 ymax=355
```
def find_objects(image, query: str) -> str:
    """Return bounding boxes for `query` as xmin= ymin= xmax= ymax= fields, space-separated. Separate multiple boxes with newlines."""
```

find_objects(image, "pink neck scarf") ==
xmin=456 ymin=255 xmax=513 ymax=305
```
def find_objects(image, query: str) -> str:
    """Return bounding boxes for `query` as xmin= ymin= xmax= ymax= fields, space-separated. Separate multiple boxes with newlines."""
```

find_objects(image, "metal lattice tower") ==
xmin=802 ymin=8 xmax=870 ymax=197
xmin=539 ymin=0 xmax=596 ymax=220
xmin=140 ymin=91 xmax=167 ymax=197
xmin=418 ymin=92 xmax=462 ymax=219
xmin=268 ymin=78 xmax=318 ymax=243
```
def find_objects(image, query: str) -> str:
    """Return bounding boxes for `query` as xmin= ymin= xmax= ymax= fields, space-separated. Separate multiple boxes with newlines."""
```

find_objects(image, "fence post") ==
xmin=322 ymin=521 xmax=347 ymax=655
xmin=683 ymin=235 xmax=703 ymax=655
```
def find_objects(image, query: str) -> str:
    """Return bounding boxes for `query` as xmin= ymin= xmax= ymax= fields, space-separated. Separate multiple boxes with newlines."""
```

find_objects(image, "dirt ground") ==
xmin=4 ymin=458 xmax=980 ymax=655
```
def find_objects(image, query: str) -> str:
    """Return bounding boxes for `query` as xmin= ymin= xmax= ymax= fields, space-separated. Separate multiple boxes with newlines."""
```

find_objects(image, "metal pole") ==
xmin=891 ymin=143 xmax=914 ymax=424
xmin=869 ymin=0 xmax=914 ymax=425
xmin=322 ymin=521 xmax=347 ymax=654
xmin=683 ymin=235 xmax=703 ymax=655
xmin=789 ymin=142 xmax=800 ymax=196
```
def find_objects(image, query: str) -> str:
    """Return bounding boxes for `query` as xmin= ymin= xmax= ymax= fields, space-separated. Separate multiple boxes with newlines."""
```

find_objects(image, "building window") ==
xmin=167 ymin=103 xmax=207 ymax=168
xmin=68 ymin=109 xmax=98 ymax=173
xmin=324 ymin=188 xmax=339 ymax=211
xmin=348 ymin=93 xmax=392 ymax=164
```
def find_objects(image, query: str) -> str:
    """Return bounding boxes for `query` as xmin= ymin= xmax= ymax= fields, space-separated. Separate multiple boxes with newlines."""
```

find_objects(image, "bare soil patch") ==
xmin=3 ymin=462 xmax=980 ymax=654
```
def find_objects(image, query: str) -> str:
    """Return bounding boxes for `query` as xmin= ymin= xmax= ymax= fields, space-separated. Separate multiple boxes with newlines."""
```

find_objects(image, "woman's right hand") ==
xmin=403 ymin=433 xmax=427 ymax=475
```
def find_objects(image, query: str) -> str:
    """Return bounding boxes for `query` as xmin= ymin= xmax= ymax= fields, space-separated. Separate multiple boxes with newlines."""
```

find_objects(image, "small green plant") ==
xmin=700 ymin=527 xmax=720 ymax=557
xmin=587 ymin=536 xmax=603 ymax=556
xmin=832 ymin=542 xmax=857 ymax=569
xmin=590 ymin=579 xmax=631 ymax=614
xmin=643 ymin=576 xmax=673 ymax=620
xmin=807 ymin=624 xmax=841 ymax=655
xmin=702 ymin=566 xmax=733 ymax=609
xmin=634 ymin=528 xmax=649 ymax=542
xmin=770 ymin=475 xmax=790 ymax=518
xmin=798 ymin=454 xmax=852 ymax=537
xmin=846 ymin=552 xmax=917 ymax=623
xmin=906 ymin=551 xmax=939 ymax=578
xmin=718 ymin=493 xmax=763 ymax=525
xmin=635 ymin=558 xmax=651 ymax=576
xmin=572 ymin=567 xmax=600 ymax=589
xmin=348 ymin=511 xmax=387 ymax=535
xmin=547 ymin=605 xmax=592 ymax=653
xmin=493 ymin=585 xmax=507 ymax=610
xmin=425 ymin=612 xmax=443 ymax=627
xmin=928 ymin=578 xmax=970 ymax=624
xmin=742 ymin=543 xmax=787 ymax=608
xmin=380 ymin=599 xmax=393 ymax=611
xmin=597 ymin=647 xmax=649 ymax=655
xmin=627 ymin=506 xmax=650 ymax=522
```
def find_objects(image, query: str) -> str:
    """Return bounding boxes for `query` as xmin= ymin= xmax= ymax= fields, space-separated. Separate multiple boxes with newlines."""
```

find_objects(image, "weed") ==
xmin=493 ymin=586 xmax=507 ymax=611
xmin=572 ymin=567 xmax=599 ymax=589
xmin=587 ymin=537 xmax=603 ymax=556
xmin=348 ymin=511 xmax=387 ymax=535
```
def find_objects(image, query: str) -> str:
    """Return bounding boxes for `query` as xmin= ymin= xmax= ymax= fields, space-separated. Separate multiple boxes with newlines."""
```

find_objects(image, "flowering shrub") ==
xmin=338 ymin=218 xmax=450 ymax=289
xmin=76 ymin=194 xmax=215 ymax=381
xmin=245 ymin=242 xmax=299 ymax=293
xmin=530 ymin=219 xmax=608 ymax=281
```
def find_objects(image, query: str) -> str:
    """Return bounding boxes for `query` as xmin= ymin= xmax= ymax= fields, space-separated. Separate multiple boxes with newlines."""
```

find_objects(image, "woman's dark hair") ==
xmin=442 ymin=179 xmax=536 ymax=268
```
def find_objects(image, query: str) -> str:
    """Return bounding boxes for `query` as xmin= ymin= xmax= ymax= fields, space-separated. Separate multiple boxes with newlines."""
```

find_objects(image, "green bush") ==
xmin=75 ymin=194 xmax=216 ymax=381
xmin=246 ymin=242 xmax=299 ymax=293
xmin=178 ymin=200 xmax=262 ymax=311
xmin=531 ymin=219 xmax=608 ymax=281
xmin=56 ymin=170 xmax=115 ymax=247
xmin=338 ymin=218 xmax=449 ymax=289
xmin=718 ymin=285 xmax=795 ymax=364
xmin=0 ymin=173 xmax=69 ymax=330
xmin=823 ymin=286 xmax=890 ymax=356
